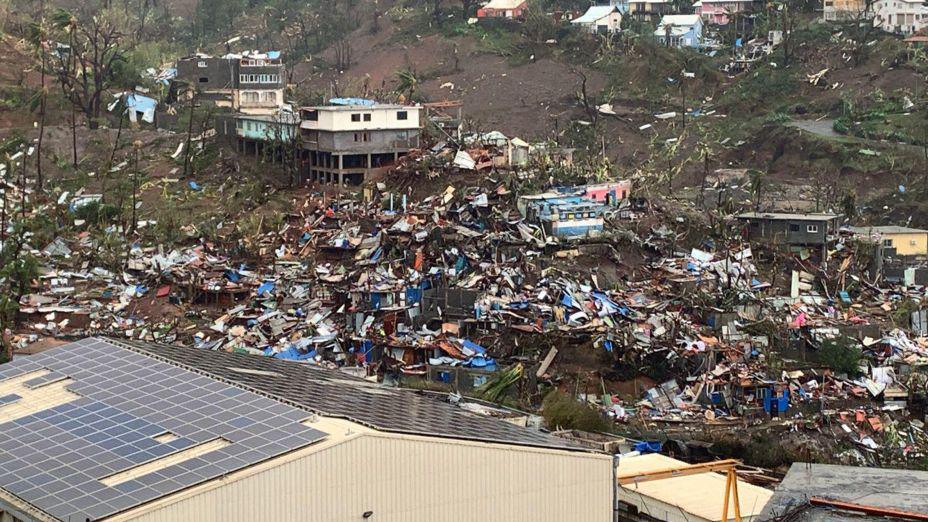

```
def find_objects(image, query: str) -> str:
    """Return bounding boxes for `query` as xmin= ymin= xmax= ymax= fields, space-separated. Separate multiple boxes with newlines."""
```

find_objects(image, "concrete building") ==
xmin=759 ymin=463 xmax=928 ymax=520
xmin=737 ymin=212 xmax=840 ymax=259
xmin=298 ymin=103 xmax=423 ymax=186
xmin=822 ymin=0 xmax=872 ymax=21
xmin=615 ymin=454 xmax=773 ymax=522
xmin=873 ymin=0 xmax=928 ymax=33
xmin=849 ymin=225 xmax=928 ymax=257
xmin=215 ymin=112 xmax=299 ymax=158
xmin=628 ymin=0 xmax=674 ymax=22
xmin=655 ymin=14 xmax=705 ymax=48
xmin=694 ymin=0 xmax=759 ymax=25
xmin=174 ymin=51 xmax=284 ymax=114
xmin=571 ymin=5 xmax=624 ymax=34
xmin=0 ymin=337 xmax=613 ymax=522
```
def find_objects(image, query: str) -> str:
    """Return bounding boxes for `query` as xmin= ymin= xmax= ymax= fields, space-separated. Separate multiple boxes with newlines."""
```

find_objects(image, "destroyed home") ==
xmin=8 ymin=0 xmax=928 ymax=518
xmin=174 ymin=51 xmax=285 ymax=114
xmin=298 ymin=101 xmax=422 ymax=185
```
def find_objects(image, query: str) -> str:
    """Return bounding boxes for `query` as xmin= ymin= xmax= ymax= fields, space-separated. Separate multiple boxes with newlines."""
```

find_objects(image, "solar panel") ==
xmin=0 ymin=338 xmax=327 ymax=521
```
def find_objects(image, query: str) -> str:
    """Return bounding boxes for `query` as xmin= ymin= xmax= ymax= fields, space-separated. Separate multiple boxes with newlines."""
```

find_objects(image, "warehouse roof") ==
xmin=114 ymin=337 xmax=577 ymax=450
xmin=0 ymin=337 xmax=325 ymax=522
xmin=616 ymin=454 xmax=773 ymax=521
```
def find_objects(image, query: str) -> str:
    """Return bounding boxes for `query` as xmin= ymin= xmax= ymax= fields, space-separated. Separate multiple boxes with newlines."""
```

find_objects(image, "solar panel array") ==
xmin=118 ymin=338 xmax=580 ymax=450
xmin=0 ymin=338 xmax=327 ymax=521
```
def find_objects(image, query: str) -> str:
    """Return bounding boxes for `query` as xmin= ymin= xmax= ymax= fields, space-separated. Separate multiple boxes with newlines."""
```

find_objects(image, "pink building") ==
xmin=582 ymin=181 xmax=632 ymax=205
xmin=694 ymin=0 xmax=757 ymax=25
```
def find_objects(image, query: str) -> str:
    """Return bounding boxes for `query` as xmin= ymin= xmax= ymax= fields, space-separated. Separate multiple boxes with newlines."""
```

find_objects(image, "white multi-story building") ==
xmin=873 ymin=0 xmax=928 ymax=34
xmin=298 ymin=103 xmax=423 ymax=185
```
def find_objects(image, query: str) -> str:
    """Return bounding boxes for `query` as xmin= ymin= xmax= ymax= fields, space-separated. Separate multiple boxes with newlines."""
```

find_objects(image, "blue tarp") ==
xmin=270 ymin=346 xmax=316 ymax=361
xmin=460 ymin=340 xmax=487 ymax=355
xmin=328 ymin=97 xmax=377 ymax=107
xmin=256 ymin=280 xmax=275 ymax=297
xmin=634 ymin=441 xmax=663 ymax=454
xmin=405 ymin=287 xmax=423 ymax=305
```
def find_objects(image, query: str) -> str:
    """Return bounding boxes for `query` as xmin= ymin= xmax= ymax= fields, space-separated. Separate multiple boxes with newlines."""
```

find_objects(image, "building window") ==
xmin=305 ymin=110 xmax=318 ymax=121
xmin=199 ymin=77 xmax=208 ymax=83
xmin=351 ymin=114 xmax=361 ymax=122
xmin=788 ymin=223 xmax=801 ymax=232
xmin=883 ymin=239 xmax=894 ymax=247
xmin=397 ymin=111 xmax=408 ymax=120
xmin=910 ymin=239 xmax=917 ymax=246
xmin=807 ymin=225 xmax=819 ymax=233
xmin=197 ymin=61 xmax=207 ymax=68
xmin=363 ymin=113 xmax=372 ymax=122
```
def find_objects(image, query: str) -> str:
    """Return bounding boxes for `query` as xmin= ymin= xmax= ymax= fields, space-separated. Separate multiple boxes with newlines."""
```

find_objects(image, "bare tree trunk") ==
xmin=20 ymin=152 xmax=27 ymax=221
xmin=37 ymin=51 xmax=46 ymax=191
xmin=183 ymin=90 xmax=196 ymax=177
xmin=71 ymin=104 xmax=78 ymax=168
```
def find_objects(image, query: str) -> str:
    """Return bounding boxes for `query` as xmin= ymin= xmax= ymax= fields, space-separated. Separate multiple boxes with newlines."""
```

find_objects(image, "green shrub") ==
xmin=542 ymin=390 xmax=611 ymax=432
xmin=818 ymin=336 xmax=864 ymax=377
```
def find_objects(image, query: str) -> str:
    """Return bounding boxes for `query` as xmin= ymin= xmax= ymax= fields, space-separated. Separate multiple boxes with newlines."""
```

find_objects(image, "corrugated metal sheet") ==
xmin=114 ymin=430 xmax=612 ymax=522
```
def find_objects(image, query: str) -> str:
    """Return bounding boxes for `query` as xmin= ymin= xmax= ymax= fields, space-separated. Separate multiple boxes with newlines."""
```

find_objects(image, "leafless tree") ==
xmin=51 ymin=10 xmax=129 ymax=130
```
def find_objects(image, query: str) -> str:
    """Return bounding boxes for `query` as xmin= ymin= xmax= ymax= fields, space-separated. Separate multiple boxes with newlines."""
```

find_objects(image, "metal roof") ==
xmin=759 ymin=463 xmax=928 ymax=520
xmin=0 ymin=338 xmax=325 ymax=521
xmin=617 ymin=454 xmax=773 ymax=521
xmin=848 ymin=225 xmax=928 ymax=235
xmin=736 ymin=212 xmax=839 ymax=221
xmin=113 ymin=337 xmax=582 ymax=452
xmin=572 ymin=5 xmax=620 ymax=24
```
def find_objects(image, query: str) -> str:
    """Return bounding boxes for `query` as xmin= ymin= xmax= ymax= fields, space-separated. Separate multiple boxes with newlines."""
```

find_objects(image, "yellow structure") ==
xmin=615 ymin=454 xmax=773 ymax=522
xmin=823 ymin=0 xmax=871 ymax=20
xmin=851 ymin=226 xmax=928 ymax=256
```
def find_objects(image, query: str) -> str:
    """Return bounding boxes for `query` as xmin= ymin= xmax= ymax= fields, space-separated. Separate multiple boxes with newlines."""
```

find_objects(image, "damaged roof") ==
xmin=111 ymin=337 xmax=583 ymax=452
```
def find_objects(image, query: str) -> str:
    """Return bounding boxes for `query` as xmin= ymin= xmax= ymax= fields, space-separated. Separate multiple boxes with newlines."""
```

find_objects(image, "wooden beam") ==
xmin=616 ymin=459 xmax=741 ymax=485
xmin=809 ymin=497 xmax=928 ymax=521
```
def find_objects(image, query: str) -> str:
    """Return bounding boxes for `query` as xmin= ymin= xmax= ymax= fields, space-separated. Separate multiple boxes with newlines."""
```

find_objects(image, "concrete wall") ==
xmin=113 ymin=429 xmax=612 ymax=522
xmin=305 ymin=106 xmax=422 ymax=132
xmin=883 ymin=232 xmax=928 ymax=256
xmin=176 ymin=58 xmax=236 ymax=90
xmin=742 ymin=218 xmax=831 ymax=245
